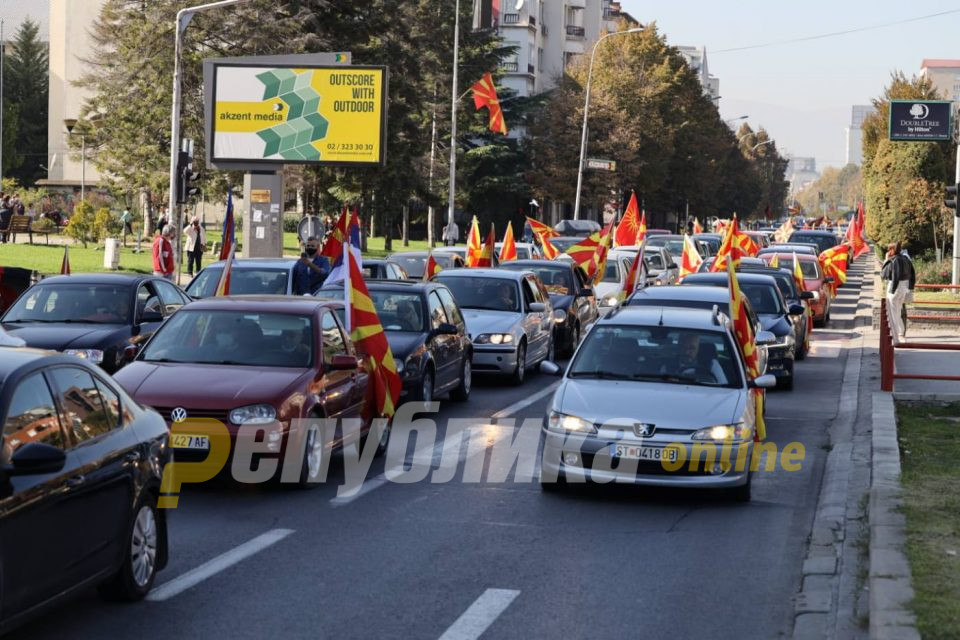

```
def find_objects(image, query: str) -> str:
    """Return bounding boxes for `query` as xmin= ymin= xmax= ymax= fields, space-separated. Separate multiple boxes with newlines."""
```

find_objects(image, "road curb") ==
xmin=868 ymin=392 xmax=920 ymax=640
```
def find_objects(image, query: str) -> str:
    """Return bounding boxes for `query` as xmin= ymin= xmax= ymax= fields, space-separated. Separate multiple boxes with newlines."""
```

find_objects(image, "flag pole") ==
xmin=343 ymin=226 xmax=351 ymax=333
xmin=446 ymin=0 xmax=461 ymax=239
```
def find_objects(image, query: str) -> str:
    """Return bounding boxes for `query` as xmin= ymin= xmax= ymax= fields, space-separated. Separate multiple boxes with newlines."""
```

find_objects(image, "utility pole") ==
xmin=446 ymin=0 xmax=461 ymax=239
xmin=954 ymin=137 xmax=960 ymax=288
xmin=1 ymin=18 xmax=4 ymax=183
xmin=427 ymin=84 xmax=438 ymax=247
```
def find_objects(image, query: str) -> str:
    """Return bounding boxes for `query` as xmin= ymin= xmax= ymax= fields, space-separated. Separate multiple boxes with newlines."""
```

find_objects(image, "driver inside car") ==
xmin=662 ymin=333 xmax=727 ymax=384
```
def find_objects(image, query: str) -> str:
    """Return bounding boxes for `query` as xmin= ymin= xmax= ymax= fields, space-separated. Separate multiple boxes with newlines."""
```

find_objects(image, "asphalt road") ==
xmin=13 ymin=267 xmax=866 ymax=640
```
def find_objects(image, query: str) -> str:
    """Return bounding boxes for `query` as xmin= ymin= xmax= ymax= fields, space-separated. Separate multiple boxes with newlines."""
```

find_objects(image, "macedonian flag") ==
xmin=727 ymin=259 xmax=766 ymax=441
xmin=499 ymin=221 xmax=518 ymax=262
xmin=526 ymin=216 xmax=559 ymax=239
xmin=614 ymin=192 xmax=643 ymax=247
xmin=471 ymin=72 xmax=507 ymax=135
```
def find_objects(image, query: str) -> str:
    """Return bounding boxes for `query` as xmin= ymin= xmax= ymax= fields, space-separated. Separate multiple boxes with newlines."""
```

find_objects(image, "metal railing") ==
xmin=501 ymin=61 xmax=519 ymax=72
xmin=566 ymin=25 xmax=585 ymax=37
xmin=906 ymin=283 xmax=960 ymax=322
xmin=879 ymin=298 xmax=960 ymax=391
xmin=503 ymin=13 xmax=520 ymax=24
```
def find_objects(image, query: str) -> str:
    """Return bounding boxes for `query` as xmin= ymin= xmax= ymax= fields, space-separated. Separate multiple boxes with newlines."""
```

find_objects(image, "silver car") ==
xmin=434 ymin=268 xmax=555 ymax=384
xmin=539 ymin=306 xmax=775 ymax=501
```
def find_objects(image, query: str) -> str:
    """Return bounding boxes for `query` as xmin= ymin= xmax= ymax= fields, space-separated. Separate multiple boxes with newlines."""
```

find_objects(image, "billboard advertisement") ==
xmin=210 ymin=64 xmax=387 ymax=165
xmin=888 ymin=100 xmax=953 ymax=142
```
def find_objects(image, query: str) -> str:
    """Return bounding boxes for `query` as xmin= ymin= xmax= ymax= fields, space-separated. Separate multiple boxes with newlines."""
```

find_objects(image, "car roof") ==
xmin=791 ymin=230 xmax=839 ymax=236
xmin=761 ymin=251 xmax=819 ymax=262
xmin=682 ymin=272 xmax=780 ymax=287
xmin=181 ymin=295 xmax=338 ymax=313
xmin=35 ymin=273 xmax=152 ymax=285
xmin=628 ymin=285 xmax=731 ymax=303
xmin=645 ymin=234 xmax=685 ymax=241
xmin=0 ymin=348 xmax=89 ymax=387
xmin=603 ymin=305 xmax=727 ymax=332
xmin=203 ymin=258 xmax=298 ymax=269
xmin=434 ymin=268 xmax=527 ymax=281
xmin=500 ymin=260 xmax=569 ymax=270
xmin=322 ymin=280 xmax=433 ymax=292
xmin=389 ymin=250 xmax=459 ymax=258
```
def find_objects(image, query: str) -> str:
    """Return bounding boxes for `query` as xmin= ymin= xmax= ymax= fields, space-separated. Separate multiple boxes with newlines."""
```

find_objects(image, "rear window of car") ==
xmin=501 ymin=265 xmax=573 ymax=295
xmin=187 ymin=268 xmax=289 ymax=299
xmin=789 ymin=233 xmax=838 ymax=253
xmin=390 ymin=255 xmax=426 ymax=278
xmin=435 ymin=276 xmax=520 ymax=312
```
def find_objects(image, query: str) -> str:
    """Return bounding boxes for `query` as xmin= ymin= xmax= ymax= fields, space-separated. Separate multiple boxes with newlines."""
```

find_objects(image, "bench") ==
xmin=0 ymin=215 xmax=52 ymax=244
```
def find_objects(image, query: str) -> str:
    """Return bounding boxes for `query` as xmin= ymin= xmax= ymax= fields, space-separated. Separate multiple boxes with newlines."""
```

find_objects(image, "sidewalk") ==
xmin=891 ymin=326 xmax=960 ymax=398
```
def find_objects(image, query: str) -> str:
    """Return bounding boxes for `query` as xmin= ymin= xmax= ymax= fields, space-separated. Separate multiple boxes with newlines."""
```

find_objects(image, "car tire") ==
xmin=298 ymin=424 xmax=326 ymax=488
xmin=545 ymin=335 xmax=556 ymax=364
xmin=780 ymin=363 xmax=795 ymax=390
xmin=411 ymin=367 xmax=434 ymax=402
xmin=795 ymin=334 xmax=807 ymax=360
xmin=729 ymin=472 xmax=752 ymax=502
xmin=510 ymin=341 xmax=527 ymax=386
xmin=450 ymin=358 xmax=471 ymax=402
xmin=566 ymin=323 xmax=580 ymax=357
xmin=99 ymin=492 xmax=160 ymax=601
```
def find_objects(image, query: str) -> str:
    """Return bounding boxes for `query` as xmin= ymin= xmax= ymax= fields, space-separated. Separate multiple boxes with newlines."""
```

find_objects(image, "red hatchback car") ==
xmin=759 ymin=253 xmax=833 ymax=326
xmin=112 ymin=296 xmax=372 ymax=487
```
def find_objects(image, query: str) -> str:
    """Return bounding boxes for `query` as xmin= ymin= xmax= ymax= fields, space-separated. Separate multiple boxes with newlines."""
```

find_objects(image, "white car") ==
xmin=496 ymin=242 xmax=542 ymax=260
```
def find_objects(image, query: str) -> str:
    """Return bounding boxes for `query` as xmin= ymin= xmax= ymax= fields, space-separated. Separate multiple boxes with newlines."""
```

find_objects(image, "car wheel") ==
xmin=375 ymin=419 xmax=392 ymax=457
xmin=546 ymin=335 xmax=556 ymax=364
xmin=298 ymin=425 xmax=325 ymax=488
xmin=567 ymin=323 xmax=580 ymax=357
xmin=510 ymin=341 xmax=527 ymax=385
xmin=729 ymin=472 xmax=752 ymax=502
xmin=99 ymin=493 xmax=159 ymax=601
xmin=412 ymin=369 xmax=434 ymax=402
xmin=779 ymin=363 xmax=795 ymax=390
xmin=450 ymin=358 xmax=471 ymax=402
xmin=795 ymin=333 xmax=807 ymax=360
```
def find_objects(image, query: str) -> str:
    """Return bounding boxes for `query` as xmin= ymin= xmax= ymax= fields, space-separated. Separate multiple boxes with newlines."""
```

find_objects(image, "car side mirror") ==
xmin=528 ymin=302 xmax=546 ymax=313
xmin=139 ymin=310 xmax=164 ymax=324
xmin=430 ymin=322 xmax=459 ymax=338
xmin=749 ymin=374 xmax=777 ymax=389
xmin=800 ymin=291 xmax=814 ymax=300
xmin=329 ymin=354 xmax=359 ymax=371
xmin=788 ymin=303 xmax=805 ymax=316
xmin=539 ymin=361 xmax=562 ymax=376
xmin=4 ymin=442 xmax=66 ymax=476
xmin=755 ymin=330 xmax=777 ymax=346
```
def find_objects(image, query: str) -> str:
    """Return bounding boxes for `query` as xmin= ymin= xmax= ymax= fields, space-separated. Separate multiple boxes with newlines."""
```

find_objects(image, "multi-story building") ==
xmin=676 ymin=46 xmax=720 ymax=102
xmin=786 ymin=156 xmax=819 ymax=195
xmin=845 ymin=105 xmax=874 ymax=166
xmin=920 ymin=59 xmax=960 ymax=102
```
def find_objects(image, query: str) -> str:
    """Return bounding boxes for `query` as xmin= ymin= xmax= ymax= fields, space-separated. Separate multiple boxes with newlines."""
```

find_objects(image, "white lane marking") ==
xmin=147 ymin=528 xmax=294 ymax=602
xmin=491 ymin=381 xmax=560 ymax=419
xmin=438 ymin=589 xmax=521 ymax=640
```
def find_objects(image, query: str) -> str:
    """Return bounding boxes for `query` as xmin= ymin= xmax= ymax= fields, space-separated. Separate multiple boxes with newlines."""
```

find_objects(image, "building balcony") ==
xmin=501 ymin=61 xmax=519 ymax=73
xmin=503 ymin=12 xmax=520 ymax=24
xmin=541 ymin=23 xmax=548 ymax=36
xmin=566 ymin=25 xmax=585 ymax=38
xmin=603 ymin=9 xmax=619 ymax=20
xmin=502 ymin=13 xmax=537 ymax=30
xmin=567 ymin=0 xmax=586 ymax=8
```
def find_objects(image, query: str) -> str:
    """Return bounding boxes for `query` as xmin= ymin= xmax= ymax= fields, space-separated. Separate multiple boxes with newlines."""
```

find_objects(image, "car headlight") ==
xmin=691 ymin=423 xmax=751 ymax=442
xmin=229 ymin=404 xmax=277 ymax=425
xmin=599 ymin=295 xmax=619 ymax=307
xmin=474 ymin=333 xmax=514 ymax=345
xmin=63 ymin=349 xmax=104 ymax=364
xmin=553 ymin=309 xmax=566 ymax=323
xmin=547 ymin=410 xmax=597 ymax=433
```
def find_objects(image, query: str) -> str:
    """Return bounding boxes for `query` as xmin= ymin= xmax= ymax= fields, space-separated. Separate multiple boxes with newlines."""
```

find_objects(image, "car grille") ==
xmin=150 ymin=406 xmax=230 ymax=425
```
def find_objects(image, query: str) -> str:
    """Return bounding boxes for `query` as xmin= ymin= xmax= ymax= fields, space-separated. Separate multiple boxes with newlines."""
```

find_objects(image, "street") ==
xmin=9 ymin=267 xmax=865 ymax=640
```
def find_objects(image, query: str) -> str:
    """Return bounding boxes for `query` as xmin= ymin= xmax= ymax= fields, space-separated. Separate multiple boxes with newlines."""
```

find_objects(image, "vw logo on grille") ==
xmin=170 ymin=407 xmax=188 ymax=423
xmin=633 ymin=423 xmax=655 ymax=437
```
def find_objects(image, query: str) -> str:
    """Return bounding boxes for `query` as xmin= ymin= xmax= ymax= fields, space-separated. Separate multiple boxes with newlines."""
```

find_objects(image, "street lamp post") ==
xmin=751 ymin=139 xmax=775 ymax=152
xmin=64 ymin=120 xmax=86 ymax=202
xmin=446 ymin=0 xmax=461 ymax=240
xmin=725 ymin=115 xmax=748 ymax=126
xmin=573 ymin=27 xmax=644 ymax=221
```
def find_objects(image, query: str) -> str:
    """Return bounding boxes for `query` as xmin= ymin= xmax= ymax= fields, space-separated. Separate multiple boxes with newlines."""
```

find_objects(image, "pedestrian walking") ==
xmin=120 ymin=207 xmax=133 ymax=246
xmin=183 ymin=216 xmax=207 ymax=277
xmin=152 ymin=225 xmax=176 ymax=281
xmin=0 ymin=196 xmax=12 ymax=243
xmin=881 ymin=242 xmax=915 ymax=343
xmin=442 ymin=219 xmax=459 ymax=247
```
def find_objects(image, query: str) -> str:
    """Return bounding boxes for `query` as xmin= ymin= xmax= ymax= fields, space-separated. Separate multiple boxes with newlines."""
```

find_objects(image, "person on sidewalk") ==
xmin=182 ymin=216 xmax=206 ymax=277
xmin=292 ymin=236 xmax=330 ymax=295
xmin=152 ymin=225 xmax=176 ymax=281
xmin=881 ymin=242 xmax=915 ymax=343
xmin=442 ymin=219 xmax=459 ymax=247
xmin=120 ymin=208 xmax=133 ymax=246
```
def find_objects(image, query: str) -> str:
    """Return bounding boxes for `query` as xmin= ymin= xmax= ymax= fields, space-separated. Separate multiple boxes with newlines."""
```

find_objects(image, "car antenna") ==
xmin=658 ymin=308 xmax=664 ymax=326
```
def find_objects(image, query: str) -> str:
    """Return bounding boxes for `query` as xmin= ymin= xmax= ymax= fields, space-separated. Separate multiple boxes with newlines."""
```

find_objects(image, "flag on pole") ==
xmin=679 ymin=234 xmax=703 ymax=280
xmin=589 ymin=222 xmax=615 ymax=285
xmin=692 ymin=218 xmax=703 ymax=234
xmin=60 ymin=246 xmax=71 ymax=275
xmin=727 ymin=259 xmax=766 ymax=441
xmin=845 ymin=202 xmax=869 ymax=258
xmin=423 ymin=252 xmax=442 ymax=281
xmin=819 ymin=244 xmax=850 ymax=296
xmin=526 ymin=216 xmax=559 ymax=239
xmin=769 ymin=253 xmax=780 ymax=269
xmin=344 ymin=248 xmax=402 ymax=418
xmin=320 ymin=206 xmax=348 ymax=260
xmin=773 ymin=217 xmax=794 ymax=244
xmin=619 ymin=244 xmax=645 ymax=302
xmin=475 ymin=224 xmax=496 ymax=267
xmin=499 ymin=221 xmax=517 ymax=261
xmin=466 ymin=216 xmax=482 ymax=267
xmin=214 ymin=244 xmax=235 ymax=296
xmin=219 ymin=187 xmax=236 ymax=261
xmin=793 ymin=252 xmax=812 ymax=352
xmin=470 ymin=72 xmax=508 ymax=135
xmin=614 ymin=192 xmax=642 ymax=247
xmin=711 ymin=215 xmax=749 ymax=272
xmin=539 ymin=233 xmax=560 ymax=260
xmin=325 ymin=207 xmax=362 ymax=285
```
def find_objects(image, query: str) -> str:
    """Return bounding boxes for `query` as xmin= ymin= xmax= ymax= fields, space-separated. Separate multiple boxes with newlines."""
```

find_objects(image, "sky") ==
xmin=620 ymin=0 xmax=960 ymax=170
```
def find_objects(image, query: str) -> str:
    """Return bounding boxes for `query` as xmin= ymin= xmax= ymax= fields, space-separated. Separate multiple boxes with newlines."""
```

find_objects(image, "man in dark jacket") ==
xmin=882 ymin=243 xmax=915 ymax=342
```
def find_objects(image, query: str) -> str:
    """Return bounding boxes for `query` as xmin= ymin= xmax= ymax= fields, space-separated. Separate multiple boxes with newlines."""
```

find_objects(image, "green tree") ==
xmin=65 ymin=201 xmax=96 ymax=247
xmin=736 ymin=124 xmax=789 ymax=218
xmin=0 ymin=98 xmax=21 ymax=178
xmin=4 ymin=19 xmax=48 ymax=186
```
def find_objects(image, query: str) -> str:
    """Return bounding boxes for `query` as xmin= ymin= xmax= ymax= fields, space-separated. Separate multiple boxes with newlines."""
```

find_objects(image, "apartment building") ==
xmin=845 ymin=104 xmax=874 ymax=166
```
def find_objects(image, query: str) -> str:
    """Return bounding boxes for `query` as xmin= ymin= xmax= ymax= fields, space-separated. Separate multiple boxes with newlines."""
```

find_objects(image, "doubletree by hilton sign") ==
xmin=888 ymin=100 xmax=953 ymax=142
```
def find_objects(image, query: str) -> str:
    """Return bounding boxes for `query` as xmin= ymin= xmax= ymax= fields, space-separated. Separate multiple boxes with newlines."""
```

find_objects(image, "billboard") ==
xmin=210 ymin=64 xmax=387 ymax=165
xmin=888 ymin=100 xmax=953 ymax=142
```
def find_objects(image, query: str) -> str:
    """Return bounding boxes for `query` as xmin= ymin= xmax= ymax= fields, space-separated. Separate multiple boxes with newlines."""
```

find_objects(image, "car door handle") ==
xmin=66 ymin=475 xmax=86 ymax=488
xmin=124 ymin=451 xmax=141 ymax=464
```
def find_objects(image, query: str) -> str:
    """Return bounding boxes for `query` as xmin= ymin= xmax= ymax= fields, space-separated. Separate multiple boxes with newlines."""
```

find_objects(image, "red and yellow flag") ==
xmin=465 ymin=216 xmax=482 ymax=267
xmin=214 ymin=244 xmax=235 ymax=296
xmin=499 ymin=222 xmax=517 ymax=262
xmin=320 ymin=205 xmax=348 ymax=259
xmin=792 ymin=252 xmax=806 ymax=294
xmin=773 ymin=218 xmax=794 ymax=244
xmin=619 ymin=245 xmax=645 ymax=302
xmin=565 ymin=230 xmax=602 ymax=272
xmin=589 ymin=222 xmax=615 ymax=286
xmin=692 ymin=218 xmax=703 ymax=234
xmin=727 ymin=259 xmax=765 ymax=441
xmin=475 ymin=224 xmax=495 ymax=267
xmin=614 ymin=192 xmax=642 ymax=247
xmin=471 ymin=72 xmax=507 ymax=135
xmin=345 ymin=249 xmax=402 ymax=418
xmin=526 ymin=216 xmax=558 ymax=239
xmin=60 ymin=246 xmax=71 ymax=275
xmin=819 ymin=244 xmax=850 ymax=296
xmin=679 ymin=234 xmax=703 ymax=279
xmin=539 ymin=233 xmax=560 ymax=260
xmin=423 ymin=252 xmax=442 ymax=281
xmin=711 ymin=216 xmax=746 ymax=272
xmin=845 ymin=202 xmax=869 ymax=258
xmin=769 ymin=253 xmax=780 ymax=269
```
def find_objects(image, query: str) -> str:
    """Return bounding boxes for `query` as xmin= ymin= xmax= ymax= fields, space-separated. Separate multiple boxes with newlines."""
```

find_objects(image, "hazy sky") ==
xmin=620 ymin=0 xmax=960 ymax=170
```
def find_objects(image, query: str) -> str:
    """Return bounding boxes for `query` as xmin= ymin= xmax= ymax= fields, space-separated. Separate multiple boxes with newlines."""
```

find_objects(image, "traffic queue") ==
xmin=0 ymin=199 xmax=867 ymax=629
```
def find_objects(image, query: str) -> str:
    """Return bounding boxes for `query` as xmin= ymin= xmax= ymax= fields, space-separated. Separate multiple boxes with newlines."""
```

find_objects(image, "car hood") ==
xmin=554 ymin=379 xmax=745 ymax=430
xmin=1 ymin=322 xmax=129 ymax=350
xmin=461 ymin=309 xmax=520 ymax=338
xmin=594 ymin=282 xmax=620 ymax=299
xmin=113 ymin=361 xmax=312 ymax=410
xmin=385 ymin=331 xmax=427 ymax=360
xmin=759 ymin=314 xmax=792 ymax=337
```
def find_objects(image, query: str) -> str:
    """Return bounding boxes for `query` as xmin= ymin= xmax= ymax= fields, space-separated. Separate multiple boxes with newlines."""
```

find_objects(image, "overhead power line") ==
xmin=714 ymin=8 xmax=960 ymax=54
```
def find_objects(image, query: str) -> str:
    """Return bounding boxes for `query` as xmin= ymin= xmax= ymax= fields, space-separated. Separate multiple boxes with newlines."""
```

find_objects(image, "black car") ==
xmin=317 ymin=281 xmax=472 ymax=401
xmin=681 ymin=272 xmax=805 ymax=389
xmin=737 ymin=265 xmax=815 ymax=360
xmin=1 ymin=274 xmax=191 ymax=373
xmin=0 ymin=349 xmax=170 ymax=632
xmin=788 ymin=230 xmax=843 ymax=255
xmin=498 ymin=259 xmax=598 ymax=356
xmin=361 ymin=259 xmax=409 ymax=280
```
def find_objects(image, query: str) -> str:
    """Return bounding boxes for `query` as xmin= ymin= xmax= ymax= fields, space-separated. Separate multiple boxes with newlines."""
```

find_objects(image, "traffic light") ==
xmin=945 ymin=183 xmax=959 ymax=216
xmin=176 ymin=151 xmax=201 ymax=204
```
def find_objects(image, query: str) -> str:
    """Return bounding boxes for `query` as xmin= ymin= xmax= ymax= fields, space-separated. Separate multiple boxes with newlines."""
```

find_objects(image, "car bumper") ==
xmin=540 ymin=428 xmax=753 ymax=488
xmin=472 ymin=345 xmax=519 ymax=374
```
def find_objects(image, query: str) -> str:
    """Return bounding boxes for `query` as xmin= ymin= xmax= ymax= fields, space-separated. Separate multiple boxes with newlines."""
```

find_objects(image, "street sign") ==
xmin=889 ymin=100 xmax=953 ymax=142
xmin=586 ymin=158 xmax=617 ymax=172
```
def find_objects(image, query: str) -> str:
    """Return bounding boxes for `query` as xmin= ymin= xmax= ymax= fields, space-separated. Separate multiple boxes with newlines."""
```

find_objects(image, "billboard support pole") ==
xmin=168 ymin=0 xmax=247 ymax=278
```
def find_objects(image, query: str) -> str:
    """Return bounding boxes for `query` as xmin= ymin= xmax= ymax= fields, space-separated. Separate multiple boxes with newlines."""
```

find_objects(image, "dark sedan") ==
xmin=681 ymin=272 xmax=804 ymax=389
xmin=498 ymin=259 xmax=598 ymax=356
xmin=318 ymin=281 xmax=472 ymax=402
xmin=1 ymin=274 xmax=191 ymax=373
xmin=738 ymin=265 xmax=815 ymax=360
xmin=0 ymin=349 xmax=170 ymax=632
xmin=361 ymin=259 xmax=409 ymax=280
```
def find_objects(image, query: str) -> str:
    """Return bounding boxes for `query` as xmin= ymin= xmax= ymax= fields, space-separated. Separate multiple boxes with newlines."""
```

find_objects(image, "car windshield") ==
xmin=568 ymin=325 xmax=742 ymax=388
xmin=187 ymin=268 xmax=288 ymax=298
xmin=140 ymin=310 xmax=314 ymax=367
xmin=743 ymin=271 xmax=795 ymax=299
xmin=369 ymin=292 xmax=424 ymax=332
xmin=600 ymin=261 xmax=620 ymax=282
xmin=391 ymin=255 xmax=427 ymax=278
xmin=741 ymin=283 xmax=783 ymax=315
xmin=2 ymin=284 xmax=132 ymax=324
xmin=790 ymin=234 xmax=838 ymax=253
xmin=647 ymin=238 xmax=683 ymax=255
xmin=435 ymin=276 xmax=520 ymax=312
xmin=502 ymin=266 xmax=572 ymax=295
xmin=645 ymin=254 xmax=664 ymax=270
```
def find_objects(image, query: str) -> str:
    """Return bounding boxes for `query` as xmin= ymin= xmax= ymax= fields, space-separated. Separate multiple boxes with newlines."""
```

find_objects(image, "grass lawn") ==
xmin=897 ymin=401 xmax=960 ymax=639
xmin=1 ymin=233 xmax=437 ymax=275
